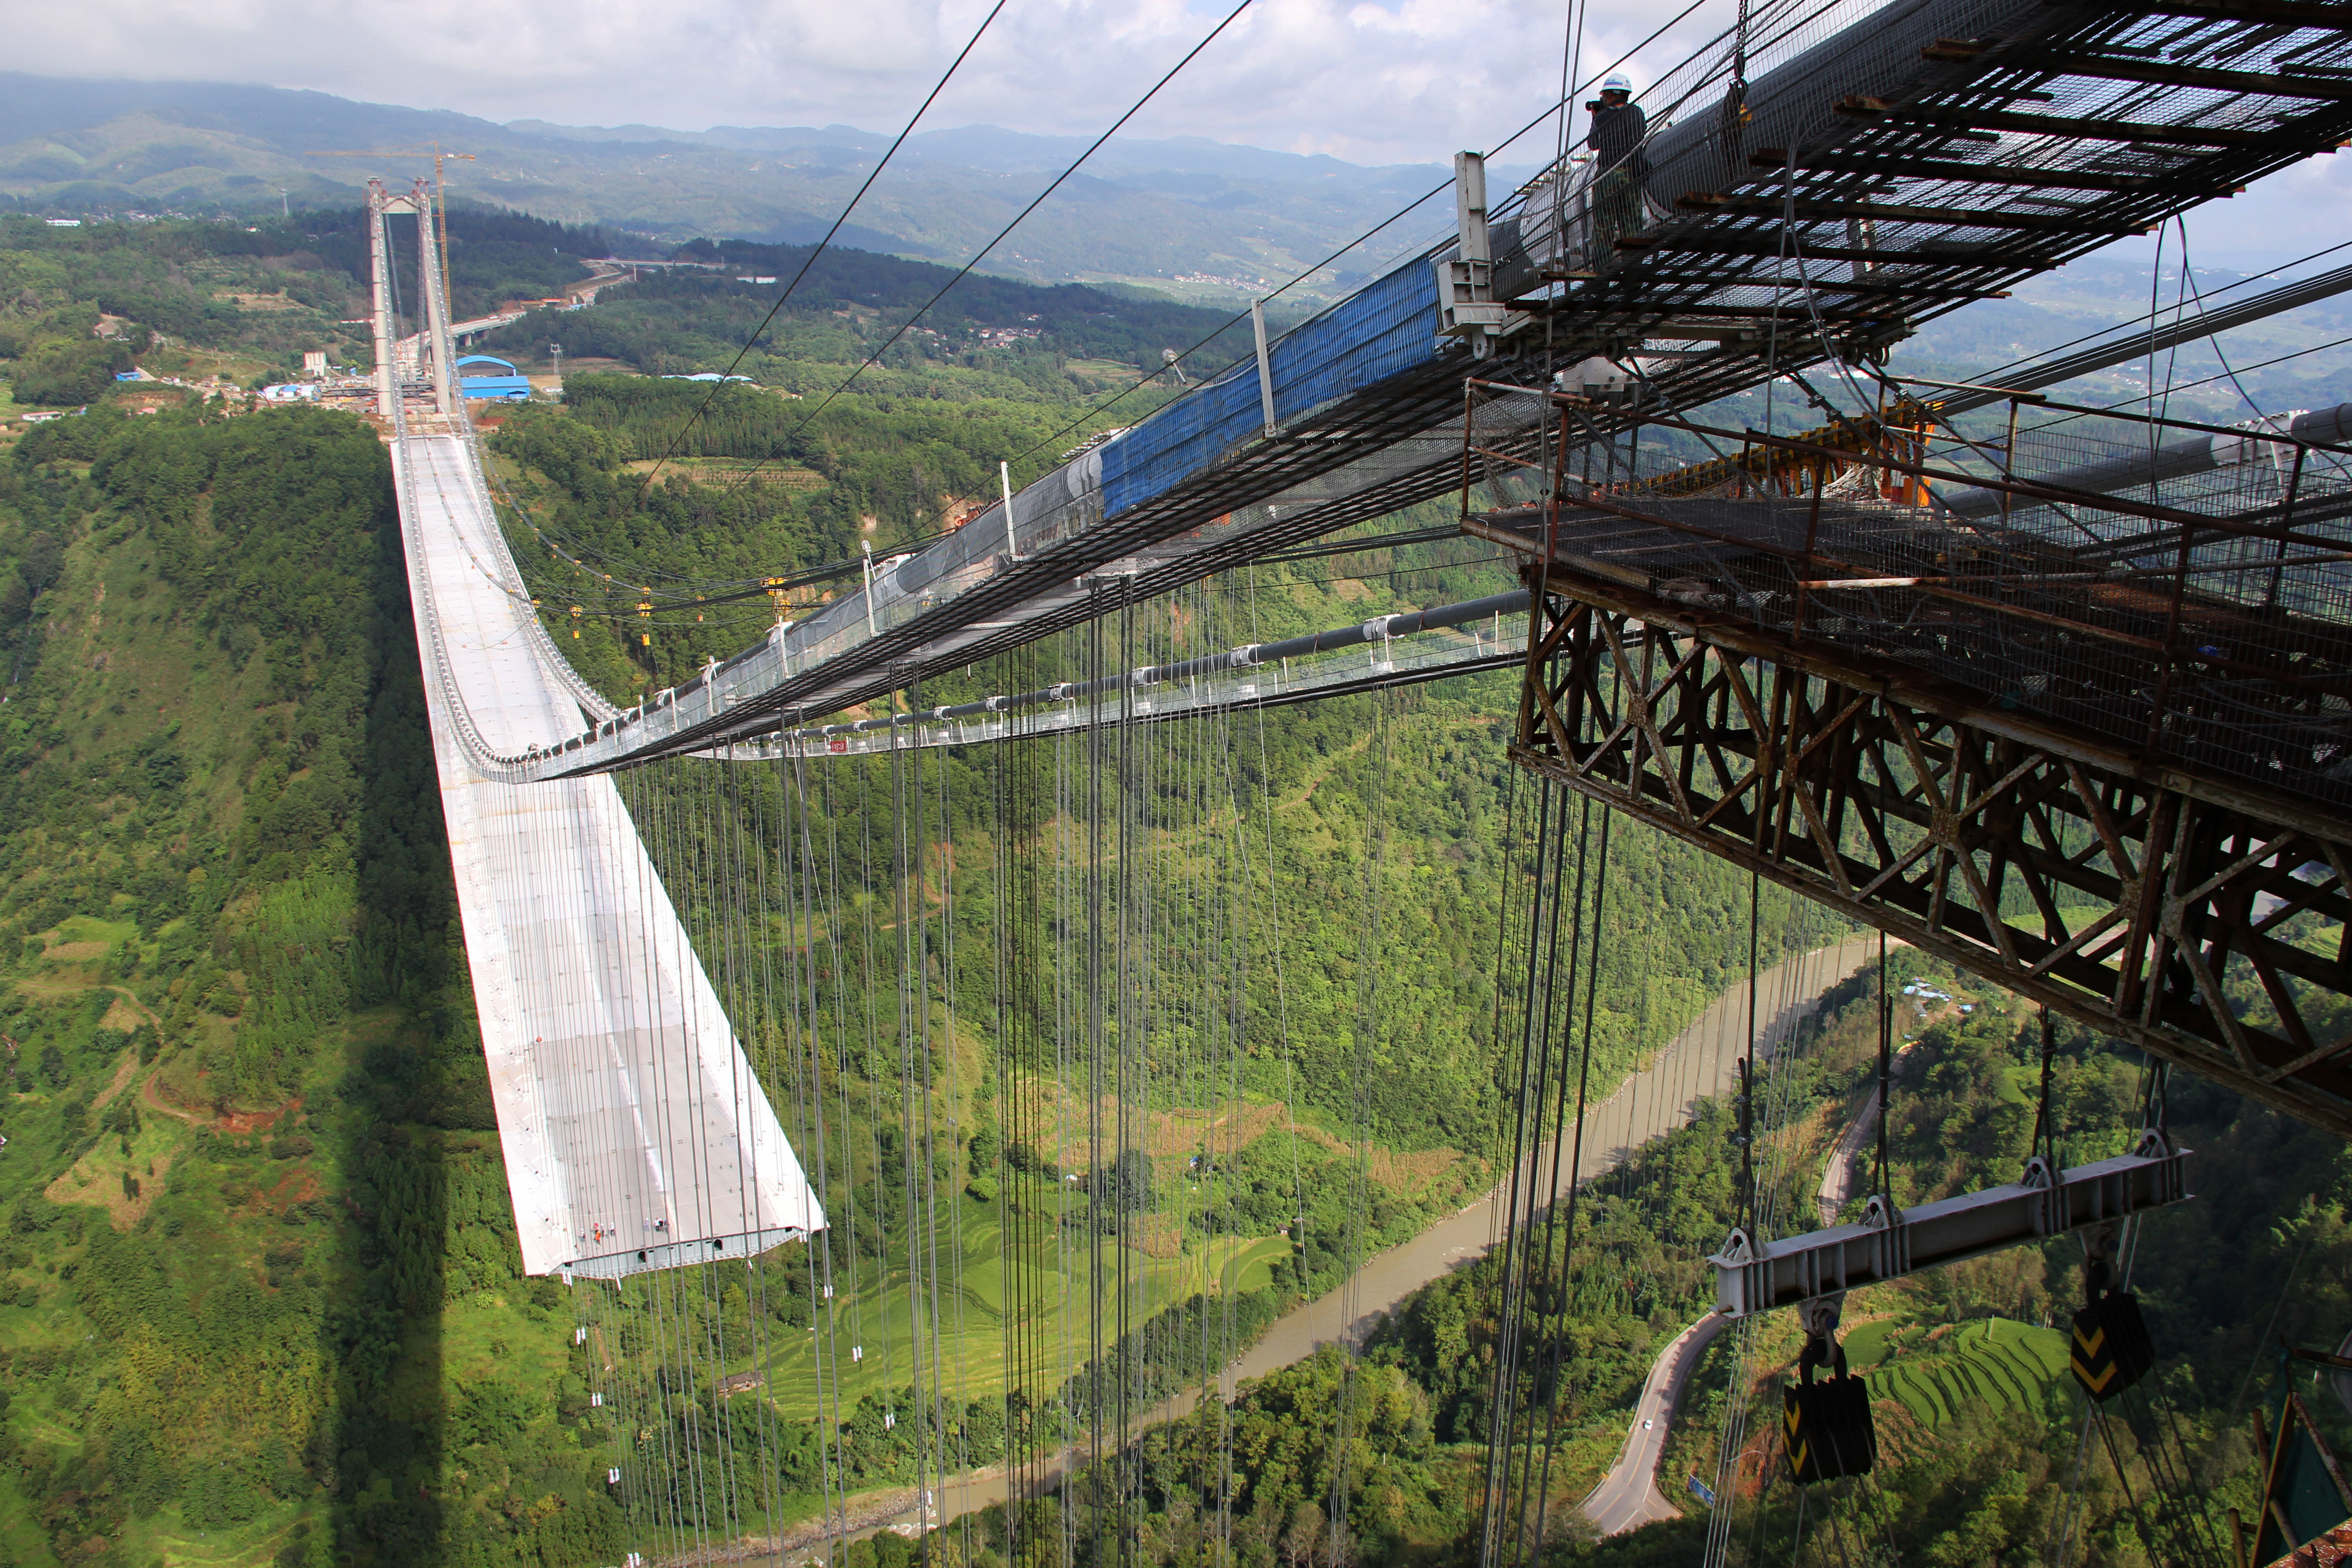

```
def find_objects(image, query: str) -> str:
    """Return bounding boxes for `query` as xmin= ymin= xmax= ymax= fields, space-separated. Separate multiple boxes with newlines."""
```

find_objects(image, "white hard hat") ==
xmin=1602 ymin=71 xmax=1634 ymax=93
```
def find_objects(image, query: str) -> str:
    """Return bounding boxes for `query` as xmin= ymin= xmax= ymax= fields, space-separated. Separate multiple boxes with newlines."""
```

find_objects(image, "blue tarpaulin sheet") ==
xmin=1099 ymin=259 xmax=1444 ymax=519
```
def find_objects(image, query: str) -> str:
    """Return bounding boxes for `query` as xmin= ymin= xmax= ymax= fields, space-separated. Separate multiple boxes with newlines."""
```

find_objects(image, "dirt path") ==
xmin=101 ymin=984 xmax=166 ymax=1032
xmin=141 ymin=1069 xmax=207 ymax=1126
xmin=91 ymin=1049 xmax=140 ymax=1112
xmin=1276 ymin=731 xmax=1372 ymax=811
xmin=1815 ymin=1042 xmax=1921 ymax=1225
xmin=652 ymin=1484 xmax=924 ymax=1567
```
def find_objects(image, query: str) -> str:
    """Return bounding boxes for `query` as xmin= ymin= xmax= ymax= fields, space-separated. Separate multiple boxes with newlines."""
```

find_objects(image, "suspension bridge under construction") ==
xmin=343 ymin=0 xmax=2352 ymax=1559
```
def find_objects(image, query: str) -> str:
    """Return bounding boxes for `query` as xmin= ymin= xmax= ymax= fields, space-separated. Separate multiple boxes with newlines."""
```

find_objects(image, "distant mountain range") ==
xmin=0 ymin=73 xmax=1509 ymax=304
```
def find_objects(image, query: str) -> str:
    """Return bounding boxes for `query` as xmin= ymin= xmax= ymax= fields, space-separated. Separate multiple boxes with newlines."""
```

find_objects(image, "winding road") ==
xmin=1582 ymin=1311 xmax=1732 ymax=1534
xmin=1815 ymin=1040 xmax=1918 ymax=1226
xmin=1578 ymin=940 xmax=1913 ymax=1536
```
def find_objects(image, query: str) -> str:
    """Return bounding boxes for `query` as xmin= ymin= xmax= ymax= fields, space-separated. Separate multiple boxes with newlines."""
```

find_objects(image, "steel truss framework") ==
xmin=500 ymin=0 xmax=2352 ymax=778
xmin=1510 ymin=574 xmax=2352 ymax=1140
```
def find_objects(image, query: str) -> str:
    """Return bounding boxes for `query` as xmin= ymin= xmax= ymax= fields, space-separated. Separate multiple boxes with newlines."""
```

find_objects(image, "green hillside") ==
xmin=0 ymin=400 xmax=589 ymax=1567
xmin=0 ymin=208 xmax=1833 ymax=1567
xmin=1846 ymin=1318 xmax=2071 ymax=1429
xmin=476 ymin=250 xmax=1264 ymax=390
xmin=0 ymin=206 xmax=1263 ymax=418
xmin=18 ymin=212 xmax=2341 ymax=1568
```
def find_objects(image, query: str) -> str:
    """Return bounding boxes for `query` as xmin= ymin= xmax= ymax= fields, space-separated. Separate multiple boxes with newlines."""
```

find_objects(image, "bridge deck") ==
xmin=393 ymin=431 xmax=823 ymax=1278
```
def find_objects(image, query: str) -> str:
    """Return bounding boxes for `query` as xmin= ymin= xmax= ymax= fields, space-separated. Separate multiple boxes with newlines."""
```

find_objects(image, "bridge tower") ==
xmin=412 ymin=181 xmax=458 ymax=416
xmin=364 ymin=179 xmax=400 ymax=421
xmin=364 ymin=177 xmax=458 ymax=422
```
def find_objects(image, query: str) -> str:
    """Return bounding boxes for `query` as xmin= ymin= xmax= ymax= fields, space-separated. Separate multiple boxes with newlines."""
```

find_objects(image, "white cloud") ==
xmin=0 ymin=0 xmax=1744 ymax=166
xmin=3 ymin=0 xmax=2339 ymax=270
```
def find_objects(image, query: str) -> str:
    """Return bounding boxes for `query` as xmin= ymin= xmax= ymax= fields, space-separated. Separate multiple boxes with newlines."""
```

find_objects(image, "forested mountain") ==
xmin=485 ymin=255 xmax=1264 ymax=389
xmin=0 ymin=206 xmax=1264 ymax=421
xmin=0 ymin=73 xmax=1454 ymax=303
xmin=0 ymin=208 xmax=617 ymax=406
xmin=0 ymin=386 xmax=1825 ymax=1566
xmin=1034 ymin=982 xmax=2352 ymax=1568
xmin=0 ymin=402 xmax=569 ymax=1565
xmin=2 ymin=200 xmax=2346 ymax=1568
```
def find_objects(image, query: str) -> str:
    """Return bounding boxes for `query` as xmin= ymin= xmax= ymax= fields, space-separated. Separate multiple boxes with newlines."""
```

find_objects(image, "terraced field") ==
xmin=751 ymin=1196 xmax=1297 ymax=1419
xmin=1843 ymin=1317 xmax=2069 ymax=1427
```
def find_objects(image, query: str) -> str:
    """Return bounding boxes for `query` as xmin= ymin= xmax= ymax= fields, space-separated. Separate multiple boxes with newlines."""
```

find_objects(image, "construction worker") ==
xmin=1585 ymin=72 xmax=1650 ymax=260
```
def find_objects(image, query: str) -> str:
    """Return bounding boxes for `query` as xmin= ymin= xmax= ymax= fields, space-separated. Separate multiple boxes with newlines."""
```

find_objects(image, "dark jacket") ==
xmin=1586 ymin=102 xmax=1649 ymax=173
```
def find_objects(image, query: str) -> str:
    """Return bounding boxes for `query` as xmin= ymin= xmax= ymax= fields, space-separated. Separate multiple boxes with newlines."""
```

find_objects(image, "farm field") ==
xmin=740 ymin=1197 xmax=1294 ymax=1419
xmin=1843 ymin=1316 xmax=2070 ymax=1428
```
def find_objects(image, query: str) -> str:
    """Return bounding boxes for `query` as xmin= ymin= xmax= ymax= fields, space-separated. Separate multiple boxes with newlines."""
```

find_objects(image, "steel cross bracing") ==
xmin=1476 ymin=362 xmax=2352 ymax=1136
xmin=1502 ymin=566 xmax=2352 ymax=1139
xmin=485 ymin=0 xmax=2352 ymax=782
xmin=1462 ymin=372 xmax=2352 ymax=799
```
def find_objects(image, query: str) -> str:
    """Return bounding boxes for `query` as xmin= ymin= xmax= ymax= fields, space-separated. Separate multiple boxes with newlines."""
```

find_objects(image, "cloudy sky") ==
xmin=1 ymin=0 xmax=1706 ymax=165
xmin=4 ymin=0 xmax=2347 ymax=265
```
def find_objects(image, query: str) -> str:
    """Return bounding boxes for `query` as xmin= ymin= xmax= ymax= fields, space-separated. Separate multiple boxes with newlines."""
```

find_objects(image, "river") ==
xmin=789 ymin=936 xmax=1884 ymax=1558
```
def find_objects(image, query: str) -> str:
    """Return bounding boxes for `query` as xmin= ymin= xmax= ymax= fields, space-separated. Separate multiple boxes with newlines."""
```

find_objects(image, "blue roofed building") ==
xmin=455 ymin=354 xmax=534 ymax=402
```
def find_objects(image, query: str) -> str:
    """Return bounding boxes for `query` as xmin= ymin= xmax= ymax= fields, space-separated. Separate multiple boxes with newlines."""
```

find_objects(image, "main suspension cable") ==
xmin=634 ymin=0 xmax=1011 ymax=494
xmin=787 ymin=1 xmax=1256 ymax=441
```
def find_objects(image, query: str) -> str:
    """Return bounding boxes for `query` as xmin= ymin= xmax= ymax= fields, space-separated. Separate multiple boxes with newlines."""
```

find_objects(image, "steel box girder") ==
xmin=1509 ymin=564 xmax=2352 ymax=1141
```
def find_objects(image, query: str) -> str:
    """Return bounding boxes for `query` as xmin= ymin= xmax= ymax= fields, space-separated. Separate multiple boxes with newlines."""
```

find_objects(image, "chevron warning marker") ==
xmin=2069 ymin=1292 xmax=2154 ymax=1403
xmin=1783 ymin=1374 xmax=1876 ymax=1484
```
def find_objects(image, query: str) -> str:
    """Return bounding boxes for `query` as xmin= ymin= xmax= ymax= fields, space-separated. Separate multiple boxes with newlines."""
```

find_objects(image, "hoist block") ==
xmin=2069 ymin=1291 xmax=2156 ymax=1402
xmin=1783 ymin=1374 xmax=1877 ymax=1484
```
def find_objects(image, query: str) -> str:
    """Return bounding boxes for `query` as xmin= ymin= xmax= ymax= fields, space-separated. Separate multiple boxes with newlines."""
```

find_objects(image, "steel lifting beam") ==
xmin=1712 ymin=1131 xmax=2192 ymax=1317
xmin=1505 ymin=570 xmax=2352 ymax=1142
xmin=1834 ymin=99 xmax=2273 ymax=148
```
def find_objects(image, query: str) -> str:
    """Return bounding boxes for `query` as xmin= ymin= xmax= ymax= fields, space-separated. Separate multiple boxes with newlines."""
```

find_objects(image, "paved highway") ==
xmin=1582 ymin=1311 xmax=1733 ymax=1534
xmin=1581 ymin=941 xmax=1911 ymax=1537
